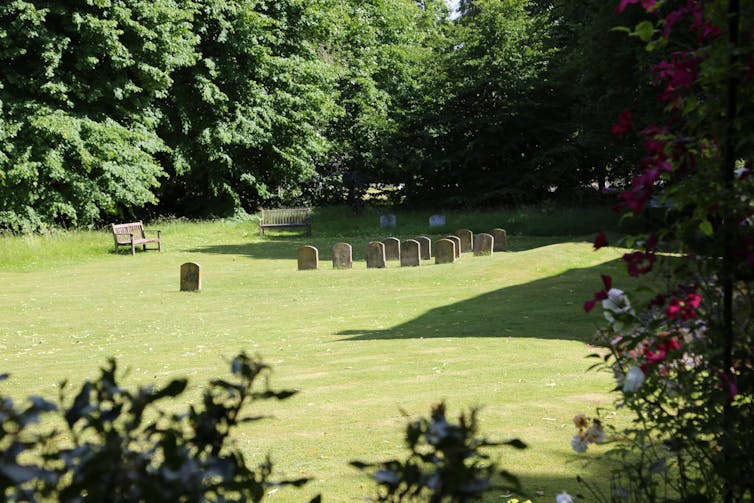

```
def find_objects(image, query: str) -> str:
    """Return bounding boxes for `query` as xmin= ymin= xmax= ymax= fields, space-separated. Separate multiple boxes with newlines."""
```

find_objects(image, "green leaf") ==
xmin=633 ymin=21 xmax=655 ymax=42
xmin=699 ymin=219 xmax=714 ymax=237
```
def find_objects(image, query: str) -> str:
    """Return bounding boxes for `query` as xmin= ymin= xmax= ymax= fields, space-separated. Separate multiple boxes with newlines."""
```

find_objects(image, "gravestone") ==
xmin=429 ymin=214 xmax=446 ymax=227
xmin=366 ymin=241 xmax=386 ymax=269
xmin=297 ymin=245 xmax=319 ymax=270
xmin=455 ymin=229 xmax=473 ymax=253
xmin=414 ymin=236 xmax=432 ymax=260
xmin=380 ymin=214 xmax=397 ymax=228
xmin=332 ymin=242 xmax=353 ymax=269
xmin=383 ymin=237 xmax=401 ymax=261
xmin=473 ymin=233 xmax=494 ymax=256
xmin=401 ymin=239 xmax=421 ymax=267
xmin=435 ymin=239 xmax=456 ymax=264
xmin=490 ymin=228 xmax=508 ymax=251
xmin=180 ymin=262 xmax=202 ymax=291
xmin=445 ymin=235 xmax=462 ymax=259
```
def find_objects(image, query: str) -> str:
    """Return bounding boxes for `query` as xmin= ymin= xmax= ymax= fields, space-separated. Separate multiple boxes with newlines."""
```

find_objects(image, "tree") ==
xmin=0 ymin=0 xmax=196 ymax=232
xmin=397 ymin=0 xmax=558 ymax=207
xmin=155 ymin=0 xmax=339 ymax=218
xmin=306 ymin=0 xmax=449 ymax=210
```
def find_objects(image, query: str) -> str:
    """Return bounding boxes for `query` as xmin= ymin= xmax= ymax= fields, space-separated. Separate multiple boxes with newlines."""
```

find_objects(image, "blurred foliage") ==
xmin=352 ymin=402 xmax=527 ymax=502
xmin=0 ymin=353 xmax=318 ymax=502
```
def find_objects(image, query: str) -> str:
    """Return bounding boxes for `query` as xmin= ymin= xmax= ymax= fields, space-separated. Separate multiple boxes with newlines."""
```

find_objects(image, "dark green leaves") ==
xmin=353 ymin=402 xmax=526 ymax=501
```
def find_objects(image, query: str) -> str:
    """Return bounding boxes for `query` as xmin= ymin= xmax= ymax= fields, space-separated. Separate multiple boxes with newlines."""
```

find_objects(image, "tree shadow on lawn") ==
xmin=336 ymin=259 xmax=628 ymax=343
xmin=185 ymin=234 xmax=591 ymax=261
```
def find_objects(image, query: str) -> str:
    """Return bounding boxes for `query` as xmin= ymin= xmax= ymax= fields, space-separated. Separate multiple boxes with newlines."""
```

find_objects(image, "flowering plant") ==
xmin=576 ymin=0 xmax=754 ymax=501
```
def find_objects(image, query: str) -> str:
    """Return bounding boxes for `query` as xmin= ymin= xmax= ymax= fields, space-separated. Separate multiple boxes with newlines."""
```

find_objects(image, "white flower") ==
xmin=570 ymin=433 xmax=589 ymax=453
xmin=622 ymin=365 xmax=645 ymax=393
xmin=556 ymin=491 xmax=575 ymax=503
xmin=603 ymin=288 xmax=631 ymax=313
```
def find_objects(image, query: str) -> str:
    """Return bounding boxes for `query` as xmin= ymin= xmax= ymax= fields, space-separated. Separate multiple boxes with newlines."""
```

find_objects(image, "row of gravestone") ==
xmin=297 ymin=228 xmax=508 ymax=270
xmin=380 ymin=214 xmax=447 ymax=228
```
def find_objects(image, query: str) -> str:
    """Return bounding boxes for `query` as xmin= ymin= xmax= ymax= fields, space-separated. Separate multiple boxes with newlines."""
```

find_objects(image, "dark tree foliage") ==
xmin=396 ymin=0 xmax=558 ymax=207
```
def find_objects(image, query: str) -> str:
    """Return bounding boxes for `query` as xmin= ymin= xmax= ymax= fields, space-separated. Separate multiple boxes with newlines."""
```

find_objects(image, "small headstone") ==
xmin=414 ymin=236 xmax=432 ymax=260
xmin=180 ymin=262 xmax=202 ymax=291
xmin=366 ymin=241 xmax=386 ymax=269
xmin=429 ymin=214 xmax=446 ymax=227
xmin=298 ymin=245 xmax=319 ymax=270
xmin=455 ymin=229 xmax=473 ymax=253
xmin=435 ymin=239 xmax=456 ymax=264
xmin=473 ymin=233 xmax=494 ymax=256
xmin=383 ymin=237 xmax=401 ymax=261
xmin=490 ymin=228 xmax=508 ymax=251
xmin=380 ymin=214 xmax=397 ymax=228
xmin=401 ymin=239 xmax=421 ymax=267
xmin=445 ymin=235 xmax=462 ymax=259
xmin=332 ymin=242 xmax=353 ymax=269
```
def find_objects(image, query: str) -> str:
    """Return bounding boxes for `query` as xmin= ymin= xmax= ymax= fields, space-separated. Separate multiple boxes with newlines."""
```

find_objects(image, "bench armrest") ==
xmin=143 ymin=229 xmax=161 ymax=236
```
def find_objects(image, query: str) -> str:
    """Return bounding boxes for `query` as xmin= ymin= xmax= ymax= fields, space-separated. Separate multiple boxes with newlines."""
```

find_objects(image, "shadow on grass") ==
xmin=185 ymin=235 xmax=590 ymax=261
xmin=336 ymin=259 xmax=627 ymax=343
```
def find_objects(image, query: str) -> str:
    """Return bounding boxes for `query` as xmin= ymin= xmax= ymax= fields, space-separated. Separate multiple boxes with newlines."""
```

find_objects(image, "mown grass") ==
xmin=0 ymin=205 xmax=641 ymax=501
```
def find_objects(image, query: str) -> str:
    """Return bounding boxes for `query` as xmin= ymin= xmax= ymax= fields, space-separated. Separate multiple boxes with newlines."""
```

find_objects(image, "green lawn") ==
xmin=0 ymin=207 xmax=637 ymax=501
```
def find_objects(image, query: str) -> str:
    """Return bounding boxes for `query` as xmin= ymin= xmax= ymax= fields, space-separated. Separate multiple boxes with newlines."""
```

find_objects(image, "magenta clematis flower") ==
xmin=611 ymin=109 xmax=634 ymax=138
xmin=593 ymin=231 xmax=609 ymax=251
xmin=616 ymin=0 xmax=657 ymax=13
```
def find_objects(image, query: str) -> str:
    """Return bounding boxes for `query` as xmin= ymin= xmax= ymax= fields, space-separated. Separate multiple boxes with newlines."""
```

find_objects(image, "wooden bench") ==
xmin=111 ymin=221 xmax=162 ymax=255
xmin=259 ymin=208 xmax=312 ymax=236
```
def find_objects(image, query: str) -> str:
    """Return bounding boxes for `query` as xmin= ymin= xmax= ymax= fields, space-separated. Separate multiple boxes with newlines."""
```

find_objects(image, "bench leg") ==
xmin=131 ymin=242 xmax=136 ymax=255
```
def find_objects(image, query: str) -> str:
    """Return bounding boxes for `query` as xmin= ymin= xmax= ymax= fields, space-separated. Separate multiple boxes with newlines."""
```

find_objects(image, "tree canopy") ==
xmin=1 ymin=0 xmax=656 ymax=231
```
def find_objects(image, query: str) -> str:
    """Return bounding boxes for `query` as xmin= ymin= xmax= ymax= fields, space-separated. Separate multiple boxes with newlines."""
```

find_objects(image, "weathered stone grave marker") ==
xmin=297 ymin=245 xmax=319 ymax=270
xmin=473 ymin=233 xmax=494 ymax=256
xmin=383 ymin=237 xmax=401 ymax=261
xmin=366 ymin=241 xmax=386 ymax=268
xmin=414 ymin=236 xmax=432 ymax=260
xmin=455 ymin=229 xmax=473 ymax=253
xmin=490 ymin=228 xmax=508 ymax=251
xmin=401 ymin=239 xmax=421 ymax=267
xmin=332 ymin=242 xmax=353 ymax=269
xmin=445 ymin=235 xmax=462 ymax=259
xmin=180 ymin=262 xmax=202 ymax=291
xmin=434 ymin=239 xmax=456 ymax=264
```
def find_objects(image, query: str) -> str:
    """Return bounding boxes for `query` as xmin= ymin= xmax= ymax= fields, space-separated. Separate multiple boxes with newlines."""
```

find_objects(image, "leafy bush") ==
xmin=352 ymin=402 xmax=527 ymax=502
xmin=0 ymin=353 xmax=318 ymax=502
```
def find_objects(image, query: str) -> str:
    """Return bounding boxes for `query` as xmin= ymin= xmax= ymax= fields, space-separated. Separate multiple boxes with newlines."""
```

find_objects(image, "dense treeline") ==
xmin=0 ymin=0 xmax=656 ymax=232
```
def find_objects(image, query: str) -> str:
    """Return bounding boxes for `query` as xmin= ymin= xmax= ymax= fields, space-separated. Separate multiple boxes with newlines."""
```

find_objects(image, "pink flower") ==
xmin=666 ymin=292 xmax=702 ymax=320
xmin=584 ymin=275 xmax=612 ymax=312
xmin=594 ymin=231 xmax=609 ymax=250
xmin=616 ymin=0 xmax=657 ymax=13
xmin=623 ymin=250 xmax=656 ymax=276
xmin=652 ymin=52 xmax=703 ymax=106
xmin=611 ymin=109 xmax=634 ymax=138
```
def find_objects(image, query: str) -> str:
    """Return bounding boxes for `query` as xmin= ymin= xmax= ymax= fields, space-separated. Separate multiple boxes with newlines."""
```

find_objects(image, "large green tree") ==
xmin=396 ymin=0 xmax=557 ymax=207
xmin=155 ymin=0 xmax=340 ymax=218
xmin=0 ymin=0 xmax=196 ymax=232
